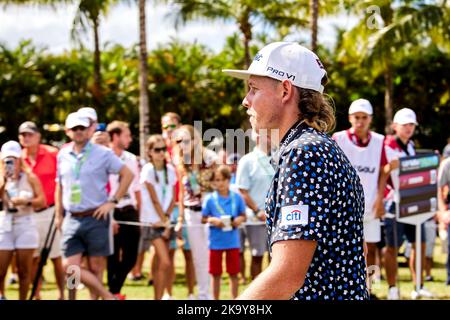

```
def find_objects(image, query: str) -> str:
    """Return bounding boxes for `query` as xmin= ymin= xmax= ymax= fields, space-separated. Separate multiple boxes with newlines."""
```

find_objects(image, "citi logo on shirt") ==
xmin=286 ymin=209 xmax=302 ymax=221
xmin=280 ymin=205 xmax=309 ymax=227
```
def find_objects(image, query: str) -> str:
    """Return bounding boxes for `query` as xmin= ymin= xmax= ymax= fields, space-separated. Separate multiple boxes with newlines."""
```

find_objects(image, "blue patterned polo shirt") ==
xmin=266 ymin=121 xmax=369 ymax=300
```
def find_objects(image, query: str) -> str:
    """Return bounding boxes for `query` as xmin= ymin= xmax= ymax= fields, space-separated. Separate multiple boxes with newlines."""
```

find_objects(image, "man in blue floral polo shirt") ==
xmin=223 ymin=42 xmax=369 ymax=300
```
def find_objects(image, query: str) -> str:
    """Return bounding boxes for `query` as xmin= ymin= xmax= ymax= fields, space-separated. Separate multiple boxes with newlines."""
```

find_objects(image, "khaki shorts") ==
xmin=33 ymin=207 xmax=62 ymax=259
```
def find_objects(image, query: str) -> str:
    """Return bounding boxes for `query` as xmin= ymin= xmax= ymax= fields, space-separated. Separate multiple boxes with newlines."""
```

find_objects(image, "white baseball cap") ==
xmin=65 ymin=112 xmax=90 ymax=130
xmin=349 ymin=99 xmax=373 ymax=115
xmin=393 ymin=108 xmax=418 ymax=125
xmin=77 ymin=107 xmax=98 ymax=122
xmin=1 ymin=140 xmax=22 ymax=160
xmin=223 ymin=42 xmax=327 ymax=93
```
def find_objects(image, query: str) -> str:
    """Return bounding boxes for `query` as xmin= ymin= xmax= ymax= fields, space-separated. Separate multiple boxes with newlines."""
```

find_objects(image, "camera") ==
xmin=96 ymin=123 xmax=106 ymax=132
xmin=4 ymin=158 xmax=15 ymax=178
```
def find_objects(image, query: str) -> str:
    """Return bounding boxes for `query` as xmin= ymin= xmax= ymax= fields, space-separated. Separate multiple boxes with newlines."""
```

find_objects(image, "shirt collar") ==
xmin=346 ymin=129 xmax=372 ymax=147
xmin=69 ymin=141 xmax=92 ymax=156
xmin=279 ymin=120 xmax=303 ymax=147
xmin=272 ymin=120 xmax=308 ymax=166
xmin=22 ymin=144 xmax=45 ymax=160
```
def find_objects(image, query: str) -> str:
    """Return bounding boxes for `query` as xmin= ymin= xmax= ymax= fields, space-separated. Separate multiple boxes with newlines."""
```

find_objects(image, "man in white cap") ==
xmin=223 ymin=42 xmax=368 ymax=300
xmin=381 ymin=108 xmax=432 ymax=299
xmin=332 ymin=99 xmax=387 ymax=300
xmin=77 ymin=107 xmax=109 ymax=146
xmin=55 ymin=112 xmax=134 ymax=300
xmin=77 ymin=107 xmax=98 ymax=137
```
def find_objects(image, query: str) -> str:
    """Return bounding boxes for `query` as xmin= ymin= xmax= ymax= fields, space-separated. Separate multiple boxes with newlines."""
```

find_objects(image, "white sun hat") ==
xmin=349 ymin=99 xmax=373 ymax=115
xmin=393 ymin=108 xmax=418 ymax=125
xmin=223 ymin=42 xmax=327 ymax=93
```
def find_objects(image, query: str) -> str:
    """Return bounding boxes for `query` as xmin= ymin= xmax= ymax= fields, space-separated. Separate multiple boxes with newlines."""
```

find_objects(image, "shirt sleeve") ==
xmin=131 ymin=158 xmax=141 ymax=193
xmin=106 ymin=150 xmax=124 ymax=175
xmin=235 ymin=157 xmax=251 ymax=190
xmin=271 ymin=145 xmax=332 ymax=245
xmin=202 ymin=196 xmax=212 ymax=217
xmin=236 ymin=193 xmax=246 ymax=216
xmin=145 ymin=165 xmax=157 ymax=185
xmin=438 ymin=159 xmax=450 ymax=188
xmin=139 ymin=164 xmax=148 ymax=185
xmin=56 ymin=152 xmax=61 ymax=183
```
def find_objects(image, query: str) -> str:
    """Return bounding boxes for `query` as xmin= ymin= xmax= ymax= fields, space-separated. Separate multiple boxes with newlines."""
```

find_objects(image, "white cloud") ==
xmin=0 ymin=2 xmax=238 ymax=53
xmin=0 ymin=3 xmax=356 ymax=54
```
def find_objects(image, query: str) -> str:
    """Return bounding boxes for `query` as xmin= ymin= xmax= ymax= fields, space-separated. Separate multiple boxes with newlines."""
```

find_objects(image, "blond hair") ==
xmin=295 ymin=87 xmax=336 ymax=133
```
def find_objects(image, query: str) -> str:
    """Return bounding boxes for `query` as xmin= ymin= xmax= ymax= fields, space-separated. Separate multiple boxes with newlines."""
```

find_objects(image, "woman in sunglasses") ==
xmin=173 ymin=125 xmax=218 ymax=300
xmin=0 ymin=141 xmax=46 ymax=300
xmin=139 ymin=134 xmax=177 ymax=300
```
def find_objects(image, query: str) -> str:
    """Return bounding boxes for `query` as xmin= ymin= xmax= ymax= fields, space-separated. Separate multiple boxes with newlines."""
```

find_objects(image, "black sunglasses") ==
xmin=71 ymin=126 xmax=87 ymax=132
xmin=152 ymin=146 xmax=167 ymax=153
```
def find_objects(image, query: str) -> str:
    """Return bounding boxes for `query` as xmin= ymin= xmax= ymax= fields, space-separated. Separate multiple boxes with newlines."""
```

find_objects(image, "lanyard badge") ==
xmin=213 ymin=192 xmax=236 ymax=232
xmin=70 ymin=144 xmax=92 ymax=205
xmin=70 ymin=182 xmax=82 ymax=205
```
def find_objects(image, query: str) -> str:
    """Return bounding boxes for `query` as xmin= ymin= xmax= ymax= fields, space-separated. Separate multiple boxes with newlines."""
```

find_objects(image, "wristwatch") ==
xmin=108 ymin=196 xmax=119 ymax=205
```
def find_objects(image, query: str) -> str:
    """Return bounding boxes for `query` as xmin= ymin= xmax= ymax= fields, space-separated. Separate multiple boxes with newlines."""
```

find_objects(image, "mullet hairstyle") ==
xmin=295 ymin=76 xmax=335 ymax=132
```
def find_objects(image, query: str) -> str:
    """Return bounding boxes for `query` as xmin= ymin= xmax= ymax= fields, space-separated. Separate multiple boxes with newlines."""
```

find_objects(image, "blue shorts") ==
xmin=384 ymin=203 xmax=425 ymax=248
xmin=169 ymin=207 xmax=190 ymax=251
xmin=61 ymin=215 xmax=112 ymax=258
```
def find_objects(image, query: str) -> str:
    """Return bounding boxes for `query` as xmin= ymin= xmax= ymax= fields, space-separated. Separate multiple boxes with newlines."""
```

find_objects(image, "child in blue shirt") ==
xmin=202 ymin=165 xmax=246 ymax=299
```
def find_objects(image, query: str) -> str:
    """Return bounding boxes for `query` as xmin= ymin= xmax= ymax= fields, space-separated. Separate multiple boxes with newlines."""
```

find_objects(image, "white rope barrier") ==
xmin=29 ymin=215 xmax=265 ymax=228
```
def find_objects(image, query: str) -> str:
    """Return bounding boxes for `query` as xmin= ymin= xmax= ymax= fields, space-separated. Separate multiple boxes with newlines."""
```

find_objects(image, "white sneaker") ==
xmin=411 ymin=290 xmax=420 ymax=300
xmin=418 ymin=287 xmax=434 ymax=299
xmin=388 ymin=287 xmax=400 ymax=300
xmin=77 ymin=283 xmax=85 ymax=290
xmin=162 ymin=293 xmax=173 ymax=300
xmin=187 ymin=294 xmax=196 ymax=300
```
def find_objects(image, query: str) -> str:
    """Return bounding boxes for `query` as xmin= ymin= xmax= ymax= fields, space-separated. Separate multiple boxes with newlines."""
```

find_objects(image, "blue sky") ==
xmin=0 ymin=2 xmax=358 ymax=53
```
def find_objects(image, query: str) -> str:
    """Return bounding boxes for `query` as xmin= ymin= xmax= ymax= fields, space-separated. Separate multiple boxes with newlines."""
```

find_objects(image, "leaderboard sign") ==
xmin=398 ymin=153 xmax=440 ymax=219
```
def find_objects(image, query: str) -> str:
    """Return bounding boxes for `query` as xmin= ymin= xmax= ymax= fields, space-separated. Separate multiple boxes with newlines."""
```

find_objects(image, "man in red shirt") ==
xmin=19 ymin=121 xmax=65 ymax=300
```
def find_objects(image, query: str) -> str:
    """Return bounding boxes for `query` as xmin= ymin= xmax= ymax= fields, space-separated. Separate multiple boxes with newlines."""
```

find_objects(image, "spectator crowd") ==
xmin=0 ymin=103 xmax=450 ymax=300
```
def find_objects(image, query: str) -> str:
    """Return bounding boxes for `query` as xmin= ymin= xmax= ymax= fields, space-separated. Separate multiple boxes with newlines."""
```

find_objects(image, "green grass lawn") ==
xmin=4 ymin=239 xmax=450 ymax=300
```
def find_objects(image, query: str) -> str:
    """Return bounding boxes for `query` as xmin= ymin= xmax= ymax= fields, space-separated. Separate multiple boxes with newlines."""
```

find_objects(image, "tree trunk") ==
xmin=138 ymin=0 xmax=150 ymax=159
xmin=239 ymin=9 xmax=252 ymax=69
xmin=310 ymin=0 xmax=319 ymax=51
xmin=384 ymin=62 xmax=394 ymax=134
xmin=239 ymin=8 xmax=252 ymax=93
xmin=92 ymin=16 xmax=102 ymax=110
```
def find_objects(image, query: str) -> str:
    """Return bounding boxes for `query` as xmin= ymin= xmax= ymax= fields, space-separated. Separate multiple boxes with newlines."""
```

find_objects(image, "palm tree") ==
xmin=2 ymin=0 xmax=116 ymax=111
xmin=298 ymin=0 xmax=351 ymax=51
xmin=310 ymin=0 xmax=319 ymax=51
xmin=166 ymin=0 xmax=308 ymax=69
xmin=72 ymin=0 xmax=118 ymax=111
xmin=138 ymin=0 xmax=150 ymax=158
xmin=339 ymin=0 xmax=450 ymax=132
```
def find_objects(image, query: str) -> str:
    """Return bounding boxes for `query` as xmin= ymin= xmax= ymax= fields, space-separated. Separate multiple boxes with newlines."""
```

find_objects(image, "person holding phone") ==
xmin=0 ymin=141 xmax=46 ymax=300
